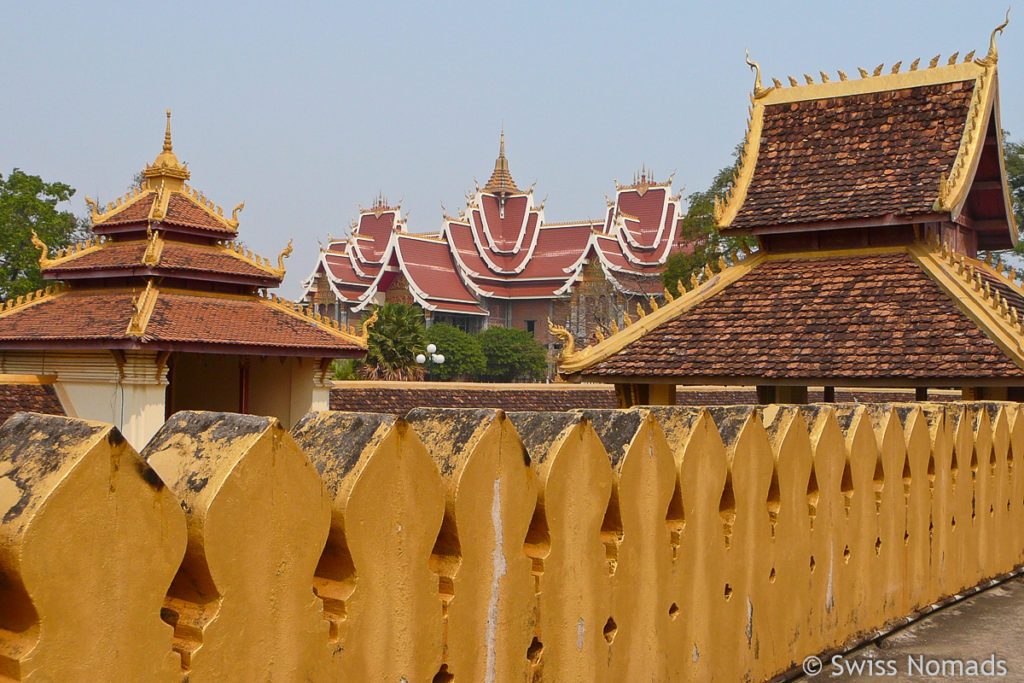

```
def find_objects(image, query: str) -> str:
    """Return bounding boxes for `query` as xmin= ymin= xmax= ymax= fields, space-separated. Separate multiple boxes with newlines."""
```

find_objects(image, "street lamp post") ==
xmin=416 ymin=343 xmax=445 ymax=379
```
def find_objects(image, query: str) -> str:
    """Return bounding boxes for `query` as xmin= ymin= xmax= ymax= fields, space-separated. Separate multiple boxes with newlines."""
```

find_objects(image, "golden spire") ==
xmin=483 ymin=128 xmax=520 ymax=194
xmin=163 ymin=109 xmax=173 ymax=153
xmin=143 ymin=109 xmax=189 ymax=190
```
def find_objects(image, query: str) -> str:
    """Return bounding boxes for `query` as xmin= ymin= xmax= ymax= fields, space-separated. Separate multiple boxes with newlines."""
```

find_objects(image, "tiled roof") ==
xmin=95 ymin=193 xmax=156 ymax=226
xmin=42 ymin=240 xmax=281 ymax=283
xmin=330 ymin=381 xmax=616 ymax=416
xmin=161 ymin=194 xmax=236 ymax=235
xmin=0 ymin=288 xmax=363 ymax=355
xmin=571 ymin=248 xmax=1024 ymax=382
xmin=731 ymin=81 xmax=973 ymax=229
xmin=0 ymin=383 xmax=65 ymax=424
xmin=146 ymin=292 xmax=363 ymax=353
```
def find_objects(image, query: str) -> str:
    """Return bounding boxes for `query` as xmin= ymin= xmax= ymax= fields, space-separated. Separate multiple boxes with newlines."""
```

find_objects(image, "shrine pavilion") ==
xmin=301 ymin=133 xmax=690 ymax=352
xmin=0 ymin=113 xmax=367 ymax=446
xmin=557 ymin=19 xmax=1024 ymax=407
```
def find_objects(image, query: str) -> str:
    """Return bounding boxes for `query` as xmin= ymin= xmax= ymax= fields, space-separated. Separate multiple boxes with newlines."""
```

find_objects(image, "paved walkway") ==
xmin=795 ymin=575 xmax=1024 ymax=682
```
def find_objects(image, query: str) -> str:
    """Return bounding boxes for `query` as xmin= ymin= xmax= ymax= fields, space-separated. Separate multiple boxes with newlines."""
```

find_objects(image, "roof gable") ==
xmin=715 ymin=28 xmax=1016 ymax=249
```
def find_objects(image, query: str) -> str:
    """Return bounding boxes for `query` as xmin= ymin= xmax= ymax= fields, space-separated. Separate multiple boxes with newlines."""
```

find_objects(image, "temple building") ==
xmin=301 ymin=134 xmax=690 ymax=353
xmin=556 ymin=21 xmax=1024 ymax=406
xmin=0 ymin=113 xmax=367 ymax=446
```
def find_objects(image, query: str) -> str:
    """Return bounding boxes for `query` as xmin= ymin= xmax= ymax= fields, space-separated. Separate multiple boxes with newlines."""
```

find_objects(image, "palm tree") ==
xmin=360 ymin=303 xmax=428 ymax=381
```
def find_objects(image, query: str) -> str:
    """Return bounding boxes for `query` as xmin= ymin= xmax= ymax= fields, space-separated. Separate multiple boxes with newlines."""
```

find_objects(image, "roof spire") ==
xmin=483 ymin=127 xmax=520 ymax=194
xmin=143 ymin=109 xmax=189 ymax=189
xmin=163 ymin=109 xmax=173 ymax=153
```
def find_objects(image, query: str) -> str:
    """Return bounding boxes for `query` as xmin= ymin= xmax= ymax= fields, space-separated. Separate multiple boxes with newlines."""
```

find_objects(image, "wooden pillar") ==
xmin=614 ymin=383 xmax=650 ymax=408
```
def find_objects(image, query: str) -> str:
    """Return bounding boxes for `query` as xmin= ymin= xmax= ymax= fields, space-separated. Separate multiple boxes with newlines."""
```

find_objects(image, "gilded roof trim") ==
xmin=557 ymin=249 xmax=766 ymax=374
xmin=259 ymin=291 xmax=370 ymax=348
xmin=0 ymin=284 xmax=70 ymax=319
xmin=125 ymin=280 xmax=159 ymax=338
xmin=715 ymin=19 xmax=1010 ymax=232
xmin=911 ymin=239 xmax=1024 ymax=369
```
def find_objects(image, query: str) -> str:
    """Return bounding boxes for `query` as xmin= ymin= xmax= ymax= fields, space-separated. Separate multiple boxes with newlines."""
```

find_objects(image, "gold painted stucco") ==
xmin=2 ymin=403 xmax=1024 ymax=680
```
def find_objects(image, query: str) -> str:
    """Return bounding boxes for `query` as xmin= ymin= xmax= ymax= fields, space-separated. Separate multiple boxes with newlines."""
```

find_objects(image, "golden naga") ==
xmin=360 ymin=308 xmax=379 ymax=340
xmin=30 ymin=230 xmax=51 ymax=266
xmin=547 ymin=318 xmax=576 ymax=360
xmin=277 ymin=239 xmax=293 ymax=272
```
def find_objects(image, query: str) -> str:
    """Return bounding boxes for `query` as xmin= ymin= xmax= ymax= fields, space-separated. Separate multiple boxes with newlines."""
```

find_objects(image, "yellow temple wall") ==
xmin=1 ymin=402 xmax=1022 ymax=681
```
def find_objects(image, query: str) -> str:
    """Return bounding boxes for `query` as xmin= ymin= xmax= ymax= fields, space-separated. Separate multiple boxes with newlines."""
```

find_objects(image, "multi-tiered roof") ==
xmin=559 ymin=18 xmax=1024 ymax=389
xmin=0 ymin=113 xmax=367 ymax=357
xmin=305 ymin=136 xmax=689 ymax=313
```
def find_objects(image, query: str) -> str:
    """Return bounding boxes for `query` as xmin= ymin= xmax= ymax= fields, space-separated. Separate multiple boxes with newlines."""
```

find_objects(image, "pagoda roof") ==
xmin=0 ymin=283 xmax=366 ymax=357
xmin=38 ymin=234 xmax=285 ymax=286
xmin=558 ymin=241 xmax=1024 ymax=385
xmin=715 ymin=22 xmax=1016 ymax=251
xmin=4 ymin=112 xmax=368 ymax=360
xmin=304 ymin=146 xmax=693 ymax=310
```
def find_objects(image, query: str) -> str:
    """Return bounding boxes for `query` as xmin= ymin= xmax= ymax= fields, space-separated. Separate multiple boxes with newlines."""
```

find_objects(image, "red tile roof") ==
xmin=0 ymin=288 xmax=362 ymax=356
xmin=43 ymin=240 xmax=281 ymax=284
xmin=730 ymin=81 xmax=974 ymax=230
xmin=161 ymin=194 xmax=236 ymax=235
xmin=581 ymin=251 xmax=1024 ymax=382
xmin=95 ymin=194 xmax=156 ymax=226
xmin=0 ymin=383 xmax=65 ymax=424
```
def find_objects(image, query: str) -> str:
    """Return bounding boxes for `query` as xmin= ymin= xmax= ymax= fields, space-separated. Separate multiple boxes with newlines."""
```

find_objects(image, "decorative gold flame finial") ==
xmin=978 ymin=8 xmax=1010 ymax=66
xmin=277 ymin=239 xmax=293 ymax=271
xmin=30 ymin=230 xmax=51 ymax=266
xmin=547 ymin=318 xmax=576 ymax=360
xmin=745 ymin=49 xmax=772 ymax=99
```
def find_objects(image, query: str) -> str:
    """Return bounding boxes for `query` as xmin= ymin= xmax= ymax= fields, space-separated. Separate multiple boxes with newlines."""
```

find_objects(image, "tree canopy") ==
xmin=0 ymin=169 xmax=88 ymax=300
xmin=477 ymin=326 xmax=548 ymax=382
xmin=424 ymin=323 xmax=486 ymax=381
xmin=361 ymin=303 xmax=428 ymax=381
xmin=1004 ymin=132 xmax=1024 ymax=242
xmin=661 ymin=146 xmax=756 ymax=296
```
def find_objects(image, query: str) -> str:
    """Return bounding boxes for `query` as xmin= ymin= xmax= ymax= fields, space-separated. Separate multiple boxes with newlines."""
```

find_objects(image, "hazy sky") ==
xmin=2 ymin=1 xmax=1020 ymax=298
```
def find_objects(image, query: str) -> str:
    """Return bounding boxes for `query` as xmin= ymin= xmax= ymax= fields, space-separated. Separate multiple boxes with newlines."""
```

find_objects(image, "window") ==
xmin=525 ymin=320 xmax=536 ymax=335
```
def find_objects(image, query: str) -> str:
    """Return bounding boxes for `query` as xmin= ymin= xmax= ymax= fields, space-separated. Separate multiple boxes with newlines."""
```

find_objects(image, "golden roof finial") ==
xmin=143 ymin=109 xmax=189 ymax=188
xmin=746 ymin=49 xmax=772 ymax=99
xmin=30 ymin=230 xmax=51 ymax=267
xmin=483 ymin=127 xmax=520 ymax=194
xmin=163 ymin=109 xmax=173 ymax=153
xmin=977 ymin=8 xmax=1010 ymax=66
xmin=277 ymin=238 xmax=293 ymax=272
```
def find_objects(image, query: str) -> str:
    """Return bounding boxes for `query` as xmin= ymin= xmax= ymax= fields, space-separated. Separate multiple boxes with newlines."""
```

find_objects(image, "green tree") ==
xmin=1005 ymin=132 xmax=1024 ymax=247
xmin=330 ymin=358 xmax=363 ymax=380
xmin=662 ymin=146 xmax=756 ymax=296
xmin=361 ymin=303 xmax=428 ymax=381
xmin=425 ymin=323 xmax=486 ymax=381
xmin=0 ymin=169 xmax=88 ymax=300
xmin=477 ymin=326 xmax=547 ymax=382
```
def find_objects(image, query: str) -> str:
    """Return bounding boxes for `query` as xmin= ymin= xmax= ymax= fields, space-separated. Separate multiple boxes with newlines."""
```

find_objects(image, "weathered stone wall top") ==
xmin=1 ymin=401 xmax=1023 ymax=681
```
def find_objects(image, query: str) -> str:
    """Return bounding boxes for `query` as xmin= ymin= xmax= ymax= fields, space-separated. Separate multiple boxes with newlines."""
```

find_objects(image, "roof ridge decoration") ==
xmin=614 ymin=165 xmax=674 ymax=196
xmin=912 ymin=233 xmax=1024 ymax=367
xmin=35 ymin=233 xmax=109 ymax=270
xmin=125 ymin=279 xmax=159 ymax=338
xmin=260 ymin=290 xmax=373 ymax=347
xmin=0 ymin=283 xmax=69 ymax=318
xmin=557 ymin=247 xmax=764 ymax=375
xmin=482 ymin=130 xmax=521 ymax=194
xmin=85 ymin=184 xmax=151 ymax=224
xmin=142 ymin=230 xmax=165 ymax=266
xmin=714 ymin=14 xmax=1010 ymax=230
